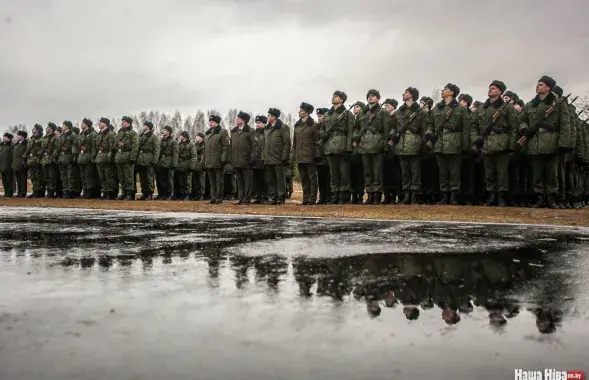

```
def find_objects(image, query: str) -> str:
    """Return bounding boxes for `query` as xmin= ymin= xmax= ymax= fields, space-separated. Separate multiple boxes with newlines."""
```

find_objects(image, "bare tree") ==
xmin=430 ymin=88 xmax=442 ymax=104
xmin=194 ymin=111 xmax=206 ymax=133
xmin=171 ymin=109 xmax=182 ymax=130
xmin=577 ymin=95 xmax=589 ymax=120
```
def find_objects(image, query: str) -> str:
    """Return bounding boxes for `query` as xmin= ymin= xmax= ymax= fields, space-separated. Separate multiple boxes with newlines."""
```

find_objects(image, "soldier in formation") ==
xmin=2 ymin=74 xmax=588 ymax=209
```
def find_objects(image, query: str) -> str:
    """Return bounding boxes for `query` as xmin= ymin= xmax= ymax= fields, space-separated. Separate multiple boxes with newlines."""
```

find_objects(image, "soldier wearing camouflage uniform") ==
xmin=349 ymin=102 xmax=365 ymax=204
xmin=25 ymin=124 xmax=45 ymax=197
xmin=12 ymin=131 xmax=28 ymax=197
xmin=263 ymin=108 xmax=291 ymax=205
xmin=519 ymin=76 xmax=571 ymax=208
xmin=77 ymin=118 xmax=98 ymax=199
xmin=321 ymin=91 xmax=353 ymax=204
xmin=56 ymin=121 xmax=78 ymax=198
xmin=0 ymin=133 xmax=14 ymax=197
xmin=419 ymin=97 xmax=438 ymax=204
xmin=315 ymin=108 xmax=331 ymax=204
xmin=426 ymin=83 xmax=470 ymax=205
xmin=354 ymin=89 xmax=391 ymax=205
xmin=176 ymin=131 xmax=198 ymax=200
xmin=457 ymin=94 xmax=475 ymax=205
xmin=471 ymin=80 xmax=519 ymax=207
xmin=389 ymin=88 xmax=426 ymax=204
xmin=382 ymin=98 xmax=400 ymax=204
xmin=469 ymin=100 xmax=486 ymax=205
xmin=41 ymin=123 xmax=59 ymax=197
xmin=114 ymin=116 xmax=139 ymax=200
xmin=553 ymin=86 xmax=576 ymax=209
xmin=230 ymin=111 xmax=258 ymax=205
xmin=252 ymin=116 xmax=267 ymax=204
xmin=94 ymin=118 xmax=117 ymax=200
xmin=136 ymin=121 xmax=160 ymax=201
xmin=202 ymin=115 xmax=230 ymax=204
xmin=571 ymin=104 xmax=586 ymax=208
xmin=156 ymin=125 xmax=178 ymax=200
xmin=70 ymin=126 xmax=82 ymax=197
xmin=191 ymin=132 xmax=205 ymax=201
xmin=502 ymin=91 xmax=522 ymax=206
xmin=292 ymin=102 xmax=320 ymax=205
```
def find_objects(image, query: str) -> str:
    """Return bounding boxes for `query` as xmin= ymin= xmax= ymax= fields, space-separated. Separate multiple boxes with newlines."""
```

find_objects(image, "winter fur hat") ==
xmin=299 ymin=102 xmax=314 ymax=114
xmin=163 ymin=125 xmax=173 ymax=133
xmin=553 ymin=85 xmax=564 ymax=98
xmin=237 ymin=111 xmax=251 ymax=124
xmin=489 ymin=80 xmax=507 ymax=94
xmin=99 ymin=117 xmax=110 ymax=126
xmin=405 ymin=87 xmax=419 ymax=102
xmin=62 ymin=120 xmax=73 ymax=129
xmin=209 ymin=115 xmax=221 ymax=124
xmin=333 ymin=90 xmax=347 ymax=102
xmin=444 ymin=83 xmax=460 ymax=98
xmin=47 ymin=122 xmax=57 ymax=131
xmin=180 ymin=131 xmax=190 ymax=139
xmin=33 ymin=124 xmax=43 ymax=134
xmin=122 ymin=116 xmax=133 ymax=124
xmin=316 ymin=108 xmax=329 ymax=116
xmin=17 ymin=130 xmax=28 ymax=138
xmin=143 ymin=121 xmax=154 ymax=130
xmin=4 ymin=133 xmax=13 ymax=140
xmin=267 ymin=108 xmax=281 ymax=118
xmin=366 ymin=89 xmax=381 ymax=100
xmin=255 ymin=115 xmax=268 ymax=124
xmin=383 ymin=98 xmax=398 ymax=108
xmin=82 ymin=118 xmax=93 ymax=128
xmin=538 ymin=75 xmax=556 ymax=90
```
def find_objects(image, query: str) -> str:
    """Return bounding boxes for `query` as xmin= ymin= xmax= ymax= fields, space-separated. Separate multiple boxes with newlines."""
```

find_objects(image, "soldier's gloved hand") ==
xmin=473 ymin=137 xmax=484 ymax=147
xmin=343 ymin=151 xmax=351 ymax=162
xmin=221 ymin=160 xmax=227 ymax=166
xmin=521 ymin=128 xmax=535 ymax=137
xmin=558 ymin=146 xmax=572 ymax=154
xmin=314 ymin=157 xmax=322 ymax=164
xmin=283 ymin=160 xmax=290 ymax=167
xmin=536 ymin=120 xmax=553 ymax=130
xmin=391 ymin=134 xmax=400 ymax=144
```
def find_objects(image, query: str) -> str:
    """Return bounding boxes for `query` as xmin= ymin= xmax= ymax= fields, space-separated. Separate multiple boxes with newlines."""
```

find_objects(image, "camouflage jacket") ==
xmin=136 ymin=131 xmax=160 ymax=167
xmin=114 ymin=126 xmax=140 ymax=164
xmin=389 ymin=102 xmax=426 ymax=156
xmin=40 ymin=134 xmax=57 ymax=165
xmin=94 ymin=129 xmax=117 ymax=164
xmin=76 ymin=128 xmax=97 ymax=165
xmin=55 ymin=130 xmax=77 ymax=165
xmin=158 ymin=136 xmax=179 ymax=169
xmin=321 ymin=105 xmax=353 ymax=155
xmin=470 ymin=97 xmax=518 ymax=155
xmin=426 ymin=99 xmax=470 ymax=155
xmin=253 ymin=128 xmax=265 ymax=169
xmin=177 ymin=140 xmax=198 ymax=172
xmin=354 ymin=104 xmax=391 ymax=155
xmin=25 ymin=135 xmax=43 ymax=166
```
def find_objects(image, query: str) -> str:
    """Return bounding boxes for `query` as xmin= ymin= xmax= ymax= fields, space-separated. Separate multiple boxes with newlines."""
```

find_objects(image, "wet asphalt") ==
xmin=1 ymin=207 xmax=588 ymax=380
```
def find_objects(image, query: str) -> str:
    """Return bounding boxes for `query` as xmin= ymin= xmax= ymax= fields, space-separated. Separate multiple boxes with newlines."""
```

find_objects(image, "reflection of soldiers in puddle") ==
xmin=532 ymin=307 xmax=563 ymax=334
xmin=253 ymin=255 xmax=288 ymax=292
xmin=403 ymin=306 xmax=420 ymax=321
xmin=229 ymin=255 xmax=251 ymax=290
xmin=292 ymin=257 xmax=317 ymax=297
xmin=315 ymin=260 xmax=353 ymax=301
xmin=366 ymin=296 xmax=381 ymax=317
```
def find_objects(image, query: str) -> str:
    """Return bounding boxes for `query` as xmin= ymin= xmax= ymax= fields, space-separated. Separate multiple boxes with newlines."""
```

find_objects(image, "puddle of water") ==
xmin=1 ymin=207 xmax=588 ymax=380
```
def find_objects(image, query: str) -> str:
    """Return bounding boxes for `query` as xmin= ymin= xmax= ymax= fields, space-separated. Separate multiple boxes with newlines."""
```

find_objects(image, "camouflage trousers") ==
xmin=530 ymin=154 xmax=558 ymax=195
xmin=326 ymin=154 xmax=349 ymax=193
xmin=191 ymin=170 xmax=206 ymax=198
xmin=361 ymin=153 xmax=383 ymax=193
xmin=483 ymin=153 xmax=510 ymax=192
xmin=137 ymin=165 xmax=155 ymax=194
xmin=116 ymin=163 xmax=135 ymax=193
xmin=80 ymin=163 xmax=98 ymax=192
xmin=29 ymin=164 xmax=45 ymax=194
xmin=43 ymin=163 xmax=59 ymax=192
xmin=156 ymin=167 xmax=174 ymax=197
xmin=399 ymin=155 xmax=421 ymax=192
xmin=436 ymin=154 xmax=461 ymax=192
xmin=349 ymin=153 xmax=364 ymax=196
xmin=174 ymin=170 xmax=192 ymax=197
xmin=59 ymin=164 xmax=75 ymax=192
xmin=97 ymin=163 xmax=116 ymax=192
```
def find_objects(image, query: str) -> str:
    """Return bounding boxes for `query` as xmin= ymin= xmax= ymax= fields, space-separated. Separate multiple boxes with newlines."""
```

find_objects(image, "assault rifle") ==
xmin=390 ymin=105 xmax=425 ymax=143
xmin=357 ymin=103 xmax=383 ymax=137
xmin=518 ymin=93 xmax=575 ymax=146
xmin=426 ymin=105 xmax=457 ymax=148
xmin=320 ymin=103 xmax=355 ymax=144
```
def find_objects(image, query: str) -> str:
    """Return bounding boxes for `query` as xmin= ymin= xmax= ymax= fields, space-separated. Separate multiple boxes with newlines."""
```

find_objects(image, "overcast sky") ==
xmin=1 ymin=0 xmax=588 ymax=128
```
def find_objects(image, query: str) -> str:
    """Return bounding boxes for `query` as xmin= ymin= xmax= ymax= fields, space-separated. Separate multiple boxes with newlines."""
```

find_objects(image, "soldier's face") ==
xmin=536 ymin=82 xmax=549 ymax=95
xmin=332 ymin=95 xmax=342 ymax=105
xmin=267 ymin=115 xmax=276 ymax=124
xmin=17 ymin=135 xmax=24 ymax=142
xmin=317 ymin=115 xmax=324 ymax=122
xmin=384 ymin=104 xmax=395 ymax=113
xmin=122 ymin=121 xmax=130 ymax=128
xmin=353 ymin=105 xmax=361 ymax=115
xmin=3 ymin=136 xmax=9 ymax=143
xmin=256 ymin=121 xmax=265 ymax=129
xmin=298 ymin=109 xmax=308 ymax=119
xmin=515 ymin=104 xmax=523 ymax=112
xmin=62 ymin=125 xmax=69 ymax=132
xmin=402 ymin=91 xmax=412 ymax=102
xmin=99 ymin=122 xmax=108 ymax=130
xmin=163 ymin=130 xmax=170 ymax=137
xmin=441 ymin=88 xmax=452 ymax=98
xmin=209 ymin=121 xmax=218 ymax=128
xmin=459 ymin=99 xmax=468 ymax=107
xmin=235 ymin=117 xmax=244 ymax=126
xmin=488 ymin=86 xmax=501 ymax=98
xmin=419 ymin=101 xmax=426 ymax=108
xmin=367 ymin=94 xmax=378 ymax=104
xmin=470 ymin=106 xmax=478 ymax=112
xmin=142 ymin=125 xmax=149 ymax=132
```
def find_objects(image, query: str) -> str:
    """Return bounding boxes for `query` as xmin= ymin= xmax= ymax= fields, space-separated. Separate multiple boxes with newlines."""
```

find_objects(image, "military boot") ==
xmin=449 ymin=191 xmax=459 ymax=206
xmin=532 ymin=195 xmax=545 ymax=208
xmin=364 ymin=193 xmax=374 ymax=205
xmin=373 ymin=192 xmax=382 ymax=205
xmin=401 ymin=191 xmax=411 ymax=205
xmin=380 ymin=193 xmax=391 ymax=205
xmin=329 ymin=193 xmax=339 ymax=204
xmin=437 ymin=193 xmax=448 ymax=205
xmin=564 ymin=198 xmax=573 ymax=209
xmin=484 ymin=192 xmax=496 ymax=206
xmin=123 ymin=191 xmax=134 ymax=201
xmin=410 ymin=192 xmax=419 ymax=205
xmin=497 ymin=192 xmax=507 ymax=207
xmin=338 ymin=191 xmax=349 ymax=204
xmin=572 ymin=197 xmax=581 ymax=209
xmin=354 ymin=194 xmax=364 ymax=204
xmin=546 ymin=194 xmax=557 ymax=209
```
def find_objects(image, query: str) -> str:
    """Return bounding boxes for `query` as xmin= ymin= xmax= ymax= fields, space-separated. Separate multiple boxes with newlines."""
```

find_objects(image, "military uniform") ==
xmin=263 ymin=110 xmax=291 ymax=205
xmin=349 ymin=103 xmax=364 ymax=204
xmin=382 ymin=98 xmax=400 ymax=204
xmin=156 ymin=126 xmax=178 ymax=200
xmin=0 ymin=134 xmax=14 ymax=197
xmin=557 ymin=99 xmax=578 ymax=208
xmin=77 ymin=120 xmax=99 ymax=198
xmin=419 ymin=98 xmax=439 ymax=204
xmin=11 ymin=132 xmax=28 ymax=197
xmin=252 ymin=116 xmax=267 ymax=204
xmin=41 ymin=124 xmax=59 ymax=197
xmin=176 ymin=132 xmax=198 ymax=200
xmin=25 ymin=125 xmax=45 ymax=197
xmin=293 ymin=109 xmax=320 ymax=205
xmin=470 ymin=85 xmax=519 ymax=207
xmin=354 ymin=90 xmax=391 ymax=204
xmin=55 ymin=122 xmax=78 ymax=198
xmin=519 ymin=77 xmax=571 ymax=208
xmin=426 ymin=91 xmax=470 ymax=205
xmin=390 ymin=99 xmax=427 ymax=204
xmin=202 ymin=118 xmax=230 ymax=204
xmin=191 ymin=134 xmax=205 ymax=200
xmin=230 ymin=112 xmax=258 ymax=204
xmin=94 ymin=119 xmax=118 ymax=199
xmin=321 ymin=103 xmax=354 ymax=204
xmin=572 ymin=107 xmax=587 ymax=208
xmin=70 ymin=127 xmax=82 ymax=197
xmin=136 ymin=123 xmax=160 ymax=200
xmin=114 ymin=117 xmax=140 ymax=200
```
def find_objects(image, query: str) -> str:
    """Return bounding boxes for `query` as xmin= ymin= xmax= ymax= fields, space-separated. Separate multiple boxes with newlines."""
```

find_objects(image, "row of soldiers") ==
xmin=0 ymin=75 xmax=587 ymax=208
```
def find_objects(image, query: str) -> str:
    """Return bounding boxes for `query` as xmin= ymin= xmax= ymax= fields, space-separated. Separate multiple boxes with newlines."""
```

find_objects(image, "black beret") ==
xmin=299 ymin=102 xmax=314 ymax=114
xmin=197 ymin=132 xmax=205 ymax=139
xmin=237 ymin=111 xmax=251 ymax=124
xmin=333 ymin=90 xmax=347 ymax=102
xmin=473 ymin=100 xmax=483 ymax=108
xmin=179 ymin=131 xmax=190 ymax=140
xmin=553 ymin=85 xmax=564 ymax=98
xmin=99 ymin=117 xmax=110 ymax=126
xmin=489 ymin=80 xmax=507 ymax=94
xmin=458 ymin=93 xmax=473 ymax=107
xmin=33 ymin=124 xmax=43 ymax=134
xmin=72 ymin=127 xmax=80 ymax=135
xmin=122 ymin=116 xmax=133 ymax=124
xmin=405 ymin=87 xmax=420 ymax=102
xmin=444 ymin=83 xmax=460 ymax=97
xmin=163 ymin=125 xmax=173 ymax=133
xmin=62 ymin=120 xmax=73 ymax=128
xmin=255 ymin=115 xmax=268 ymax=124
xmin=383 ymin=98 xmax=398 ymax=108
xmin=354 ymin=101 xmax=366 ymax=109
xmin=366 ymin=89 xmax=381 ymax=99
xmin=4 ymin=133 xmax=14 ymax=139
xmin=143 ymin=121 xmax=154 ymax=130
xmin=268 ymin=108 xmax=281 ymax=118
xmin=47 ymin=122 xmax=57 ymax=130
xmin=17 ymin=130 xmax=28 ymax=138
xmin=209 ymin=115 xmax=221 ymax=124
xmin=316 ymin=108 xmax=329 ymax=116
xmin=82 ymin=118 xmax=93 ymax=128
xmin=538 ymin=75 xmax=556 ymax=90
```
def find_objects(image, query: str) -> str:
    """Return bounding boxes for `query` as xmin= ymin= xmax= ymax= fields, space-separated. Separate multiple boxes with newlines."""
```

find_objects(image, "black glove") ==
xmin=343 ymin=151 xmax=351 ymax=162
xmin=314 ymin=157 xmax=322 ymax=164
xmin=391 ymin=134 xmax=400 ymax=144
xmin=536 ymin=120 xmax=553 ymax=130
xmin=473 ymin=137 xmax=484 ymax=147
xmin=521 ymin=128 xmax=535 ymax=137
xmin=221 ymin=160 xmax=227 ymax=166
xmin=558 ymin=147 xmax=572 ymax=154
xmin=283 ymin=160 xmax=289 ymax=167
